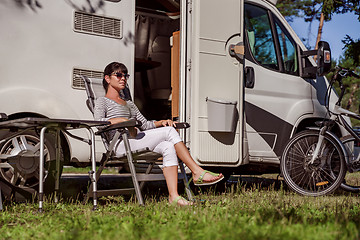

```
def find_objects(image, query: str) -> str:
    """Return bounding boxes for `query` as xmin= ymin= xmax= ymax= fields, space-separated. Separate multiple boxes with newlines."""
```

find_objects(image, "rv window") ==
xmin=244 ymin=4 xmax=279 ymax=71
xmin=274 ymin=19 xmax=299 ymax=75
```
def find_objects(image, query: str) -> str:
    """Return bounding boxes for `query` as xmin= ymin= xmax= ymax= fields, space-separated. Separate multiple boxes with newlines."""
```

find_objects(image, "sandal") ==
xmin=171 ymin=196 xmax=193 ymax=206
xmin=192 ymin=170 xmax=224 ymax=186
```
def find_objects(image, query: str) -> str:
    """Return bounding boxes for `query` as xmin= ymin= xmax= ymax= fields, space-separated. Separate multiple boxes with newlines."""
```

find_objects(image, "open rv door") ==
xmin=187 ymin=0 xmax=247 ymax=166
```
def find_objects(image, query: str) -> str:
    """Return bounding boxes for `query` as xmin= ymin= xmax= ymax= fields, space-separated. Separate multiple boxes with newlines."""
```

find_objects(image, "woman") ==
xmin=94 ymin=62 xmax=224 ymax=206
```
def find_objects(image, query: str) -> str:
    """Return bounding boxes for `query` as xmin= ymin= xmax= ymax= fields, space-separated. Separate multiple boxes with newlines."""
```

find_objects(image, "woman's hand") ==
xmin=109 ymin=117 xmax=129 ymax=125
xmin=155 ymin=119 xmax=177 ymax=128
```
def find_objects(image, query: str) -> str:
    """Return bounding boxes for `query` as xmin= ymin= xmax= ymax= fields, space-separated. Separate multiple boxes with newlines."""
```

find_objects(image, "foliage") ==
xmin=13 ymin=0 xmax=42 ymax=11
xmin=337 ymin=47 xmax=360 ymax=117
xmin=326 ymin=56 xmax=360 ymax=126
xmin=277 ymin=0 xmax=360 ymax=22
xmin=0 ymin=182 xmax=360 ymax=240
xmin=10 ymin=0 xmax=105 ymax=13
xmin=343 ymin=35 xmax=360 ymax=66
xmin=277 ymin=0 xmax=360 ymax=50
xmin=64 ymin=0 xmax=105 ymax=13
xmin=277 ymin=0 xmax=314 ymax=22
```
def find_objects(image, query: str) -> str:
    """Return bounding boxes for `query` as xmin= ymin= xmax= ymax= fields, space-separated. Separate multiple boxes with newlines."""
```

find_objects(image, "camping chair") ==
xmin=79 ymin=75 xmax=193 ymax=206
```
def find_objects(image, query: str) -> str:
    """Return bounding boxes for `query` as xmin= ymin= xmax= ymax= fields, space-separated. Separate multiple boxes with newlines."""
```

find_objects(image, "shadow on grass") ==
xmin=187 ymin=175 xmax=286 ymax=195
xmin=0 ymin=174 xmax=289 ymax=207
xmin=88 ymin=175 xmax=288 ymax=206
xmin=98 ymin=174 xmax=287 ymax=204
xmin=2 ymin=173 xmax=358 ymax=208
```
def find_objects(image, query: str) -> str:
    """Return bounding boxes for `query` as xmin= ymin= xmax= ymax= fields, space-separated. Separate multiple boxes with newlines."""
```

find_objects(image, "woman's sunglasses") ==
xmin=111 ymin=72 xmax=130 ymax=79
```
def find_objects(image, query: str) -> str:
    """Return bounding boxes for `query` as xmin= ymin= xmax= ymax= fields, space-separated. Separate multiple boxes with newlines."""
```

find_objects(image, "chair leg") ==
xmin=179 ymin=161 xmax=194 ymax=201
xmin=84 ymin=153 xmax=108 ymax=204
xmin=85 ymin=131 xmax=121 ymax=204
xmin=122 ymin=133 xmax=144 ymax=205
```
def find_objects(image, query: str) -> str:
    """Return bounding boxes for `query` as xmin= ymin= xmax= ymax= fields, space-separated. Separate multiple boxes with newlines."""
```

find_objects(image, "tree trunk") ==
xmin=346 ymin=84 xmax=359 ymax=110
xmin=315 ymin=13 xmax=325 ymax=48
xmin=314 ymin=12 xmax=325 ymax=61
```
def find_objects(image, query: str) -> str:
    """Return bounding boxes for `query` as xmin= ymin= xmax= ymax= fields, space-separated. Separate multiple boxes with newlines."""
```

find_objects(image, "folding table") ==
xmin=0 ymin=117 xmax=109 ymax=211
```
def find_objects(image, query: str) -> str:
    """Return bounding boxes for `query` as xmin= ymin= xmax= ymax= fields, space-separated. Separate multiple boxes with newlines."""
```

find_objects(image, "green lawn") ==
xmin=62 ymin=166 xmax=120 ymax=175
xmin=1 ymin=181 xmax=359 ymax=240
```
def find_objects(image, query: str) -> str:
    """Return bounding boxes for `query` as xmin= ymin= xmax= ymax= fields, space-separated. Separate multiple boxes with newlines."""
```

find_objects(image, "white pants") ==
xmin=114 ymin=126 xmax=182 ymax=167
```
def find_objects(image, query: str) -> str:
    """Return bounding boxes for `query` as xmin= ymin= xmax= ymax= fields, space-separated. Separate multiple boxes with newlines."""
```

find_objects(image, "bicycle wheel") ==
xmin=281 ymin=130 xmax=346 ymax=196
xmin=340 ymin=136 xmax=360 ymax=193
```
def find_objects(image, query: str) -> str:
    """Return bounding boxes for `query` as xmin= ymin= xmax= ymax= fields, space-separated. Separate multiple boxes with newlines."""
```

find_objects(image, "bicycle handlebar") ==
xmin=333 ymin=66 xmax=360 ymax=79
xmin=350 ymin=71 xmax=360 ymax=79
xmin=327 ymin=66 xmax=360 ymax=109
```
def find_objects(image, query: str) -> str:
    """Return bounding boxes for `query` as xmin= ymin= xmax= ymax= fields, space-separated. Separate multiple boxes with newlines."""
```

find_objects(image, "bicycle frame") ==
xmin=308 ymin=123 xmax=350 ymax=166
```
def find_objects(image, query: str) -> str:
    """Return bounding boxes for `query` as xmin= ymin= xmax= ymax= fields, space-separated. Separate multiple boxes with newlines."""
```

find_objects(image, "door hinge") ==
xmin=187 ymin=0 xmax=192 ymax=13
xmin=187 ymin=59 xmax=192 ymax=72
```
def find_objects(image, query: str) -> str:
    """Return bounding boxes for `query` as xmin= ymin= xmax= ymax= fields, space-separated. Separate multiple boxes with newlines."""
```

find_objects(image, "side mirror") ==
xmin=316 ymin=41 xmax=331 ymax=76
xmin=300 ymin=41 xmax=331 ymax=78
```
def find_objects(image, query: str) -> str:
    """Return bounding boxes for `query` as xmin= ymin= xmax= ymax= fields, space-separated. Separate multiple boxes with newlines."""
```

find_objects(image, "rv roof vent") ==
xmin=72 ymin=68 xmax=104 ymax=90
xmin=74 ymin=11 xmax=122 ymax=39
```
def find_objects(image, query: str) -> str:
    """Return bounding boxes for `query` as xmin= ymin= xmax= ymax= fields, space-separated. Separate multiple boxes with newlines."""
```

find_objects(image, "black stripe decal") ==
xmin=245 ymin=101 xmax=293 ymax=156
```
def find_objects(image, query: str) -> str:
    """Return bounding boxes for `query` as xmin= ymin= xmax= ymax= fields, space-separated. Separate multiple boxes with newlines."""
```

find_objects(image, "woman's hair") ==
xmin=103 ymin=62 xmax=128 ymax=92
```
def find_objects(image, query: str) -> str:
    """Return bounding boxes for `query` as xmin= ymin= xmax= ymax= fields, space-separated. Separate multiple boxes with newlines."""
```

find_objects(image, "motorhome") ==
xmin=0 ymin=0 xmax=339 ymax=200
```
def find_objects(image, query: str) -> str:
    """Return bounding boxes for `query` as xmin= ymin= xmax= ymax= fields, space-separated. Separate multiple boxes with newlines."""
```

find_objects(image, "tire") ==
xmin=0 ymin=129 xmax=63 ymax=202
xmin=340 ymin=136 xmax=360 ymax=193
xmin=281 ymin=130 xmax=346 ymax=196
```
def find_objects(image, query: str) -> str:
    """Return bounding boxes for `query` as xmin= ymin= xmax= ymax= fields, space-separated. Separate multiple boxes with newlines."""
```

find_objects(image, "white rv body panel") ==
xmin=0 ymin=0 xmax=135 ymax=162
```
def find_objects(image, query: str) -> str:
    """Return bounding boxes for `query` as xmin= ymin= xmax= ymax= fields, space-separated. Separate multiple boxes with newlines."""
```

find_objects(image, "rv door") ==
xmin=187 ymin=0 xmax=246 ymax=166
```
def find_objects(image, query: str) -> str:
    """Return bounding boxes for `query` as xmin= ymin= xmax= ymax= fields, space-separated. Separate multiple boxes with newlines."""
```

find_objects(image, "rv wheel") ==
xmin=0 ymin=130 xmax=63 ymax=202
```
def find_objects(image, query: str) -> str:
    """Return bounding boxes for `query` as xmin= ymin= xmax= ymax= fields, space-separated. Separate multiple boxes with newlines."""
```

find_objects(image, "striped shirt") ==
xmin=94 ymin=97 xmax=156 ymax=139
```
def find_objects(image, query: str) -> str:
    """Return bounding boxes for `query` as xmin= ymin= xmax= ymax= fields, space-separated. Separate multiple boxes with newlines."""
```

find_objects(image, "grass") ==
xmin=62 ymin=166 xmax=120 ymax=175
xmin=0 ymin=179 xmax=359 ymax=240
xmin=344 ymin=172 xmax=360 ymax=186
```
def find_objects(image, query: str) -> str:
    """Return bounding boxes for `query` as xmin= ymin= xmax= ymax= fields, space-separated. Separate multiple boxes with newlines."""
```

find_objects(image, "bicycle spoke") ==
xmin=298 ymin=172 xmax=311 ymax=190
xmin=318 ymin=167 xmax=336 ymax=182
xmin=288 ymin=150 xmax=306 ymax=160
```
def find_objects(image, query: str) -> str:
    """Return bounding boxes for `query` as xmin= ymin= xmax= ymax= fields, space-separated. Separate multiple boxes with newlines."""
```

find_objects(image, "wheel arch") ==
xmin=293 ymin=117 xmax=342 ymax=138
xmin=4 ymin=112 xmax=71 ymax=165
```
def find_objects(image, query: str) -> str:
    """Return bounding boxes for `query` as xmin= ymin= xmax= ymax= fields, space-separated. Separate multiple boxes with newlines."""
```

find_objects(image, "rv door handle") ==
xmin=229 ymin=42 xmax=244 ymax=62
xmin=245 ymin=66 xmax=255 ymax=88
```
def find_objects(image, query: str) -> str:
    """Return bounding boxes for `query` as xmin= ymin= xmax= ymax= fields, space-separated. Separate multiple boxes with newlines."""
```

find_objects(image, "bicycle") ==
xmin=281 ymin=66 xmax=360 ymax=196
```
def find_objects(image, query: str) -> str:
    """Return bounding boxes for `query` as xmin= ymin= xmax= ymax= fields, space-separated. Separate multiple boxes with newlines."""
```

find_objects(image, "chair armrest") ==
xmin=96 ymin=119 xmax=141 ymax=134
xmin=174 ymin=122 xmax=190 ymax=129
xmin=96 ymin=120 xmax=190 ymax=135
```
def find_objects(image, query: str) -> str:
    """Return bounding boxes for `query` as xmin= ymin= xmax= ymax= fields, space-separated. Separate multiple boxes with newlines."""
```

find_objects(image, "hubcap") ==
xmin=0 ymin=134 xmax=49 ymax=187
